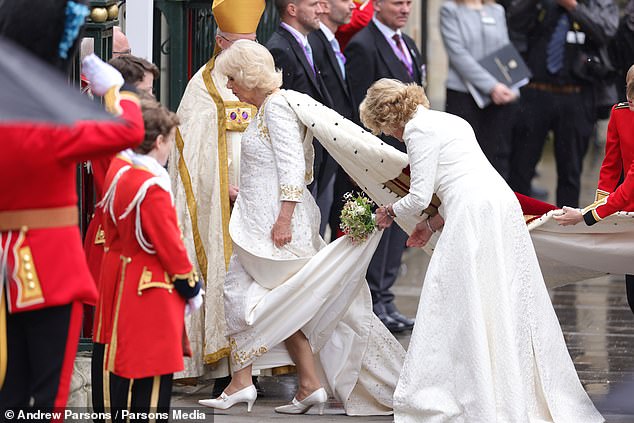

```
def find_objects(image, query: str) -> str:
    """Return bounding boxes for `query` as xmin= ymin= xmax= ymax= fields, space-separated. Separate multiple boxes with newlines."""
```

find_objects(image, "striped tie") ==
xmin=546 ymin=14 xmax=570 ymax=74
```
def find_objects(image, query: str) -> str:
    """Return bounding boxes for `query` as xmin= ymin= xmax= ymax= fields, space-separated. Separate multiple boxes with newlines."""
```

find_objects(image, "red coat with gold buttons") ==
xmin=106 ymin=164 xmax=194 ymax=379
xmin=0 ymin=95 xmax=144 ymax=313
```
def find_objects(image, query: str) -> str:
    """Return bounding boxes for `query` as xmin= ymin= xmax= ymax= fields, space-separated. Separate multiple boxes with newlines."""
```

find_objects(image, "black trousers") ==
xmin=91 ymin=342 xmax=107 ymax=423
xmin=445 ymin=89 xmax=519 ymax=181
xmin=110 ymin=373 xmax=173 ymax=423
xmin=0 ymin=301 xmax=83 ymax=418
xmin=509 ymin=86 xmax=595 ymax=207
xmin=626 ymin=275 xmax=634 ymax=315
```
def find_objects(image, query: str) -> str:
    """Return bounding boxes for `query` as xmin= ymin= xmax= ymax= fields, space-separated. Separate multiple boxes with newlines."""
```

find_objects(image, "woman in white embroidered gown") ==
xmin=360 ymin=79 xmax=604 ymax=423
xmin=197 ymin=40 xmax=404 ymax=415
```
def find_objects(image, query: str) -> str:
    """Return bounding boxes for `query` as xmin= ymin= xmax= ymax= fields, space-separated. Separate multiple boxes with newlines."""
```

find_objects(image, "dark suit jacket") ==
xmin=266 ymin=26 xmax=333 ymax=107
xmin=308 ymin=29 xmax=355 ymax=121
xmin=345 ymin=21 xmax=424 ymax=152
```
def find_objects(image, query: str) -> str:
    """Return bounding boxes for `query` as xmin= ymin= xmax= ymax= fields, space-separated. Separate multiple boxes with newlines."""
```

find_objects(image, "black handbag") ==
xmin=571 ymin=44 xmax=615 ymax=82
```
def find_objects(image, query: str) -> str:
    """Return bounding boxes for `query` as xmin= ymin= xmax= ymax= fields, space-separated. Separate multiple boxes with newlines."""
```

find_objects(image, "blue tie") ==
xmin=546 ymin=13 xmax=570 ymax=74
xmin=304 ymin=42 xmax=315 ymax=75
xmin=330 ymin=38 xmax=346 ymax=79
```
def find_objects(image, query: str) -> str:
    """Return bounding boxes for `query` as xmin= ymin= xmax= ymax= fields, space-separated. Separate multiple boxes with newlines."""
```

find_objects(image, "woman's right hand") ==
xmin=271 ymin=218 xmax=292 ymax=247
xmin=490 ymin=83 xmax=517 ymax=105
xmin=406 ymin=221 xmax=433 ymax=247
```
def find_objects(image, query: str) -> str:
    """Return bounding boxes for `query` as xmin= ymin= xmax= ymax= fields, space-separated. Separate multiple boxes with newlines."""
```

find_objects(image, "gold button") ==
xmin=28 ymin=282 xmax=35 ymax=289
xmin=23 ymin=254 xmax=31 ymax=262
xmin=26 ymin=272 xmax=34 ymax=280
xmin=24 ymin=263 xmax=32 ymax=271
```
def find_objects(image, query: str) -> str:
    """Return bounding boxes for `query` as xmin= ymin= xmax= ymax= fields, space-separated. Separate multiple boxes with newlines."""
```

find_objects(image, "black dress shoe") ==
xmin=377 ymin=312 xmax=407 ymax=333
xmin=388 ymin=310 xmax=415 ymax=329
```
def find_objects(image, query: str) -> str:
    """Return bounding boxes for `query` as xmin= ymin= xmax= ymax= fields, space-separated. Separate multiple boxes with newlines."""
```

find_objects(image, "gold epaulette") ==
xmin=615 ymin=102 xmax=630 ymax=109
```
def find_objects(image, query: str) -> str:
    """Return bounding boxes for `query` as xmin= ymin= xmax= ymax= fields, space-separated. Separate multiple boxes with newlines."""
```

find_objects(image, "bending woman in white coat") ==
xmin=361 ymin=78 xmax=604 ymax=423
xmin=198 ymin=41 xmax=404 ymax=416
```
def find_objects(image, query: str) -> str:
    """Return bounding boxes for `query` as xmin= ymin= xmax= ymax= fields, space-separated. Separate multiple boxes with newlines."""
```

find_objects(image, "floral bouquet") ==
xmin=339 ymin=192 xmax=377 ymax=244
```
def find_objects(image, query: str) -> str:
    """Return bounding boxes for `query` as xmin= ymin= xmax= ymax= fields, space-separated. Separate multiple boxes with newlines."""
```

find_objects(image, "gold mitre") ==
xmin=212 ymin=0 xmax=265 ymax=34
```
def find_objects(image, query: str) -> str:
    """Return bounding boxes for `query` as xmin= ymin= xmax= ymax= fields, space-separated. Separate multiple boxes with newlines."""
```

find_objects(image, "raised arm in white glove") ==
xmin=81 ymin=53 xmax=124 ymax=96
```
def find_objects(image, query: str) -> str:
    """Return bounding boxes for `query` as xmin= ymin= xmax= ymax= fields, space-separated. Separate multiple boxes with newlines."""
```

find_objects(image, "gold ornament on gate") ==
xmin=90 ymin=7 xmax=108 ymax=23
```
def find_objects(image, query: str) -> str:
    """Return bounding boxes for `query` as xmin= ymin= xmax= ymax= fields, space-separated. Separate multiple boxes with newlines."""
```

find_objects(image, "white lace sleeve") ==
xmin=265 ymin=95 xmax=306 ymax=202
xmin=392 ymin=124 xmax=439 ymax=217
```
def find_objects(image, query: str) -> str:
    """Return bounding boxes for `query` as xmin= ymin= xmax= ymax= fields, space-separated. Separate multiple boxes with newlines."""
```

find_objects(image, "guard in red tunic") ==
xmin=90 ymin=151 xmax=134 ymax=420
xmin=0 ymin=0 xmax=145 ymax=413
xmin=87 ymin=58 xmax=160 ymax=421
xmin=555 ymin=68 xmax=634 ymax=311
xmin=105 ymin=100 xmax=201 ymax=419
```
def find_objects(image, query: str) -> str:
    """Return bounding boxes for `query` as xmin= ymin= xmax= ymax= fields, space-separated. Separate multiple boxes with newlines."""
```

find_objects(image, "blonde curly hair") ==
xmin=215 ymin=39 xmax=282 ymax=94
xmin=359 ymin=78 xmax=430 ymax=135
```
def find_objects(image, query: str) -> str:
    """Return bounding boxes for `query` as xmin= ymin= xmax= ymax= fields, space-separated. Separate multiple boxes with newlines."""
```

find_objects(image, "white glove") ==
xmin=81 ymin=54 xmax=124 ymax=96
xmin=185 ymin=290 xmax=204 ymax=316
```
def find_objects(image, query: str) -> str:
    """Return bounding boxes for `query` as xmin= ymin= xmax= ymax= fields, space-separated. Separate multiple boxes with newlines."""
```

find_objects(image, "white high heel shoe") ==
xmin=274 ymin=387 xmax=328 ymax=415
xmin=198 ymin=385 xmax=257 ymax=412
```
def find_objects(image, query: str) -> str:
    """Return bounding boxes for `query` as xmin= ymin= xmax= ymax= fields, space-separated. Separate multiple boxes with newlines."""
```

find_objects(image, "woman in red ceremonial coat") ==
xmin=106 ymin=99 xmax=201 ymax=418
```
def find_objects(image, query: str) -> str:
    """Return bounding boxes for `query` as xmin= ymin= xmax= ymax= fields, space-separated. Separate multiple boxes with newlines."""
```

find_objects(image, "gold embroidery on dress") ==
xmin=229 ymin=337 xmax=268 ymax=366
xmin=137 ymin=266 xmax=174 ymax=295
xmin=280 ymin=184 xmax=303 ymax=201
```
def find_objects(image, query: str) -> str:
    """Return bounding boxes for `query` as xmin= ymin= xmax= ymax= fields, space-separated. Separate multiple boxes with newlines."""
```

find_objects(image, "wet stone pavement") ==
xmin=171 ymin=141 xmax=634 ymax=422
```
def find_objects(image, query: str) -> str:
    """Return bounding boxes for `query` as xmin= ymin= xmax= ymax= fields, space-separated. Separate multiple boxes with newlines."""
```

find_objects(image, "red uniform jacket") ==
xmin=336 ymin=0 xmax=374 ymax=50
xmin=585 ymin=162 xmax=634 ymax=224
xmin=83 ymin=155 xmax=114 ymax=283
xmin=92 ymin=153 xmax=133 ymax=344
xmin=585 ymin=103 xmax=634 ymax=224
xmin=596 ymin=103 xmax=634 ymax=198
xmin=107 ymin=165 xmax=194 ymax=379
xmin=0 ymin=94 xmax=144 ymax=313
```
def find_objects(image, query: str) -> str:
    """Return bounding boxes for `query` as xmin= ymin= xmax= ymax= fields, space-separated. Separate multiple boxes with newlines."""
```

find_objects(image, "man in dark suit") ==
xmin=345 ymin=0 xmax=423 ymax=333
xmin=267 ymin=0 xmax=337 ymax=231
xmin=308 ymin=0 xmax=356 ymax=234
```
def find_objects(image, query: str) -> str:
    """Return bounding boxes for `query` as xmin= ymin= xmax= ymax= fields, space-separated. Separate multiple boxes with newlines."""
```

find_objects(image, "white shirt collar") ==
xmin=281 ymin=22 xmax=310 ymax=48
xmin=319 ymin=22 xmax=336 ymax=43
xmin=372 ymin=15 xmax=402 ymax=41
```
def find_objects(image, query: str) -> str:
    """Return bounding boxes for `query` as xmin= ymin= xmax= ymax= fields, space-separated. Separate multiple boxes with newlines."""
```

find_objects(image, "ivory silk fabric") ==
xmin=224 ymin=93 xmax=405 ymax=415
xmin=168 ymin=59 xmax=248 ymax=378
xmin=281 ymin=92 xmax=604 ymax=422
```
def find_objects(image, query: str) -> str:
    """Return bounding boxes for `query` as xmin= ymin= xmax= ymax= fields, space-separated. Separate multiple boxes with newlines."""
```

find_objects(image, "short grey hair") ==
xmin=215 ymin=40 xmax=283 ymax=94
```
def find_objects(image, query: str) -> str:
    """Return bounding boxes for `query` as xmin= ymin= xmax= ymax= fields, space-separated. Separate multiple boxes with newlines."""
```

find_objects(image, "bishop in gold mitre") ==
xmin=168 ymin=0 xmax=273 ymax=384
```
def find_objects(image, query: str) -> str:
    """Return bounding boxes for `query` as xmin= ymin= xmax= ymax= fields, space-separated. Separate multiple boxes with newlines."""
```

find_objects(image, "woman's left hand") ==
xmin=553 ymin=206 xmax=584 ymax=226
xmin=376 ymin=206 xmax=394 ymax=229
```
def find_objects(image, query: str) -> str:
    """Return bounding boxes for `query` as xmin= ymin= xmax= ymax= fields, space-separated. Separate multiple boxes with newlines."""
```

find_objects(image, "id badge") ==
xmin=481 ymin=15 xmax=496 ymax=25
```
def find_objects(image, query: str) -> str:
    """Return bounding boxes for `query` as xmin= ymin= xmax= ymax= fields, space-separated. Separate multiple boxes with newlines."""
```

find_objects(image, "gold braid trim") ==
xmin=175 ymin=129 xmax=208 ymax=282
xmin=202 ymin=54 xmax=233 ymax=269
xmin=204 ymin=347 xmax=231 ymax=365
